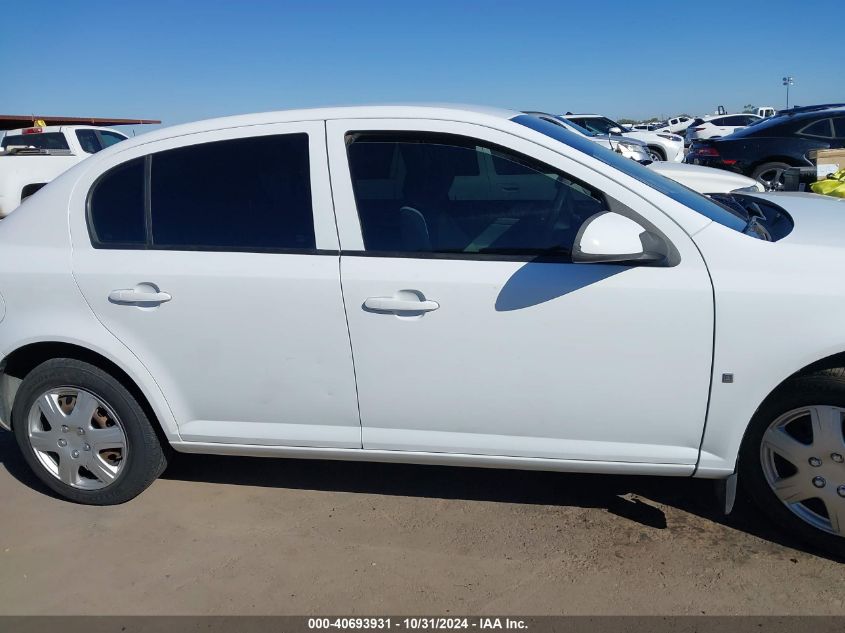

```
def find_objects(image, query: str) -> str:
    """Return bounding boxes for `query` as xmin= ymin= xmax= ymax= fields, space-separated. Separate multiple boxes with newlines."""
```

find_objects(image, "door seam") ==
xmin=323 ymin=120 xmax=364 ymax=448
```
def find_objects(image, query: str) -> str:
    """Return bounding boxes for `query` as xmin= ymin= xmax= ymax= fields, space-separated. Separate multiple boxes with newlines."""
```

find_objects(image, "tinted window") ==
xmin=833 ymin=118 xmax=845 ymax=138
xmin=347 ymin=133 xmax=608 ymax=258
xmin=88 ymin=158 xmax=146 ymax=246
xmin=568 ymin=117 xmax=620 ymax=135
xmin=1 ymin=132 xmax=69 ymax=150
xmin=100 ymin=131 xmax=126 ymax=148
xmin=513 ymin=115 xmax=747 ymax=233
xmin=76 ymin=130 xmax=127 ymax=154
xmin=800 ymin=119 xmax=833 ymax=138
xmin=76 ymin=130 xmax=101 ymax=154
xmin=150 ymin=134 xmax=314 ymax=251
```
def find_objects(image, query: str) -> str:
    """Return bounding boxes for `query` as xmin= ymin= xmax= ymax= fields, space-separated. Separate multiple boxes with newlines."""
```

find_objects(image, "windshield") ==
xmin=550 ymin=116 xmax=597 ymax=137
xmin=568 ymin=116 xmax=622 ymax=135
xmin=512 ymin=114 xmax=747 ymax=233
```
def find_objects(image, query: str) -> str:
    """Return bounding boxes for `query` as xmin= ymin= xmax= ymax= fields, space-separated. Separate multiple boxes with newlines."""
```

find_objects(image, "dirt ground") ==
xmin=0 ymin=429 xmax=843 ymax=616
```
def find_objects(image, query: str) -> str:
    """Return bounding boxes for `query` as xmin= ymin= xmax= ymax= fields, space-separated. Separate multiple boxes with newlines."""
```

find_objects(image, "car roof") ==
xmin=3 ymin=125 xmax=126 ymax=136
xmin=102 ymin=104 xmax=519 ymax=153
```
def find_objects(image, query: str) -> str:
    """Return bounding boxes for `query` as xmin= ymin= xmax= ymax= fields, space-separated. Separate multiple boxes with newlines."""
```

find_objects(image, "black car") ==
xmin=685 ymin=104 xmax=845 ymax=189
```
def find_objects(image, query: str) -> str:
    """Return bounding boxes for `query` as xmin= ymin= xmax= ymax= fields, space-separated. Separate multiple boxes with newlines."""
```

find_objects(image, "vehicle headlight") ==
xmin=617 ymin=141 xmax=644 ymax=155
xmin=657 ymin=133 xmax=682 ymax=142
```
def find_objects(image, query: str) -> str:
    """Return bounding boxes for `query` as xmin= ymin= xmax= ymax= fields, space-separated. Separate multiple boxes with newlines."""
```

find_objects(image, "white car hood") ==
xmin=623 ymin=130 xmax=682 ymax=145
xmin=647 ymin=161 xmax=763 ymax=194
xmin=748 ymin=192 xmax=845 ymax=247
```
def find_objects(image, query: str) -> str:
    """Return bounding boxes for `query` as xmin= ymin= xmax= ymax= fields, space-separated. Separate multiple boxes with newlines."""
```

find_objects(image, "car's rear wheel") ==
xmin=739 ymin=372 xmax=845 ymax=558
xmin=12 ymin=358 xmax=168 ymax=504
xmin=646 ymin=146 xmax=665 ymax=161
xmin=751 ymin=161 xmax=791 ymax=191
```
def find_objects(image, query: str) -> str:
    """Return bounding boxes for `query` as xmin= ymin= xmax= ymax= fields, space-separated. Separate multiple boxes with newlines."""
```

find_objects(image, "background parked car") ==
xmin=524 ymin=112 xmax=650 ymax=161
xmin=0 ymin=115 xmax=159 ymax=217
xmin=685 ymin=104 xmax=845 ymax=189
xmin=659 ymin=116 xmax=694 ymax=135
xmin=627 ymin=122 xmax=664 ymax=132
xmin=685 ymin=114 xmax=762 ymax=144
xmin=526 ymin=112 xmax=762 ymax=193
xmin=563 ymin=113 xmax=684 ymax=162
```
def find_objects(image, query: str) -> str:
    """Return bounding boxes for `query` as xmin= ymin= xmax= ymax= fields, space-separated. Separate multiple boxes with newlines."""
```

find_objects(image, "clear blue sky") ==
xmin=2 ymin=0 xmax=841 ymax=134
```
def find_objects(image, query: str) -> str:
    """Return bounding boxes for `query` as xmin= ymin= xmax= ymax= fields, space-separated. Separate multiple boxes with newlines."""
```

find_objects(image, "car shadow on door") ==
xmin=495 ymin=261 xmax=626 ymax=311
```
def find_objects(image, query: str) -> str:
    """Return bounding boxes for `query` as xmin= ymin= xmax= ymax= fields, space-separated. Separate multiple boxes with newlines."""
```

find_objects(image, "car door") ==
xmin=326 ymin=118 xmax=714 ymax=466
xmin=69 ymin=122 xmax=361 ymax=448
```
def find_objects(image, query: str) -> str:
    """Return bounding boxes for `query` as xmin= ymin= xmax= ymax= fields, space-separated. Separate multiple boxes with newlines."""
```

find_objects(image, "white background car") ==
xmin=0 ymin=125 xmax=129 ymax=217
xmin=647 ymin=160 xmax=763 ymax=194
xmin=2 ymin=105 xmax=844 ymax=557
xmin=659 ymin=116 xmax=694 ymax=135
xmin=685 ymin=114 xmax=762 ymax=143
xmin=564 ymin=114 xmax=685 ymax=162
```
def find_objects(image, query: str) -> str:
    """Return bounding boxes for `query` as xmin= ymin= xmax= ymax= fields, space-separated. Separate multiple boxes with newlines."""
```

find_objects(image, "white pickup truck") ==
xmin=0 ymin=125 xmax=130 ymax=217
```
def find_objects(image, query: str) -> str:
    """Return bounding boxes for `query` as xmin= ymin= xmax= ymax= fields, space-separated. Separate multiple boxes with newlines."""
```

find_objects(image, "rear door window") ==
xmin=150 ymin=134 xmax=315 ymax=251
xmin=88 ymin=133 xmax=315 ymax=251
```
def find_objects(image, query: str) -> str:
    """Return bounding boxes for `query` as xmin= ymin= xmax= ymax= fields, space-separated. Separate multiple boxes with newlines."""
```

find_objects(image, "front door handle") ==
xmin=108 ymin=288 xmax=172 ymax=305
xmin=364 ymin=295 xmax=439 ymax=313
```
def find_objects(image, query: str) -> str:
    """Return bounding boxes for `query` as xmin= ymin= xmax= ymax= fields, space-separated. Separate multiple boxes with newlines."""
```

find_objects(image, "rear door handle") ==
xmin=108 ymin=289 xmax=172 ymax=305
xmin=364 ymin=296 xmax=439 ymax=313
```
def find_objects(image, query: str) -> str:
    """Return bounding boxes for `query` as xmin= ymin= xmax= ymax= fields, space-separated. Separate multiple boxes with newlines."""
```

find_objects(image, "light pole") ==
xmin=782 ymin=76 xmax=794 ymax=109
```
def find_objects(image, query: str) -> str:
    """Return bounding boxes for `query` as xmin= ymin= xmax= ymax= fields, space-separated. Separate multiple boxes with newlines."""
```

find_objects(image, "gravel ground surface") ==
xmin=0 ymin=430 xmax=843 ymax=615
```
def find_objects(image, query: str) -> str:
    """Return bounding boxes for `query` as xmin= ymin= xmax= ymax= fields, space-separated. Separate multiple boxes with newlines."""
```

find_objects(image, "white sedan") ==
xmin=1 ymin=105 xmax=843 ymax=557
xmin=685 ymin=113 xmax=763 ymax=143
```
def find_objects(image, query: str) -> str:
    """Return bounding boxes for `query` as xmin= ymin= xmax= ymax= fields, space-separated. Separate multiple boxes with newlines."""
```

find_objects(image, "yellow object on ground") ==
xmin=810 ymin=168 xmax=845 ymax=198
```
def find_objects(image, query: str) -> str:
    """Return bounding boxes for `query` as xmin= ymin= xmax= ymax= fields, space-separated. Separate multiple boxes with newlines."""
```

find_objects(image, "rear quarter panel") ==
xmin=0 ymin=166 xmax=181 ymax=440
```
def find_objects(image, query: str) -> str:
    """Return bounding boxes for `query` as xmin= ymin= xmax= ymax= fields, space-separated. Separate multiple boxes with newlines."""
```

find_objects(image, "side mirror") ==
xmin=572 ymin=212 xmax=665 ymax=264
xmin=608 ymin=126 xmax=623 ymax=135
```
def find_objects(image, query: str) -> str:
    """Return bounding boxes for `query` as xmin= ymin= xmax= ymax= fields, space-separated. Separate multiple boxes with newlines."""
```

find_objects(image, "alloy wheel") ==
xmin=756 ymin=167 xmax=786 ymax=191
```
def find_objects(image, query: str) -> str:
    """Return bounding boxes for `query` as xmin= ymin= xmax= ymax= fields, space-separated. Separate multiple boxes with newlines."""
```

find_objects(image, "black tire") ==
xmin=646 ymin=146 xmax=665 ymax=161
xmin=739 ymin=372 xmax=845 ymax=559
xmin=12 ymin=358 xmax=168 ymax=505
xmin=751 ymin=161 xmax=792 ymax=191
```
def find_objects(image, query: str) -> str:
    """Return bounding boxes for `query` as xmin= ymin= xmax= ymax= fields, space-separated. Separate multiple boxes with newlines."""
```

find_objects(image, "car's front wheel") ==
xmin=646 ymin=146 xmax=665 ymax=161
xmin=740 ymin=371 xmax=845 ymax=558
xmin=12 ymin=358 xmax=168 ymax=505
